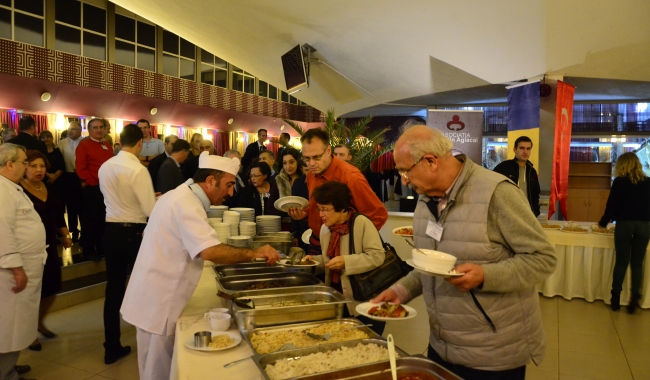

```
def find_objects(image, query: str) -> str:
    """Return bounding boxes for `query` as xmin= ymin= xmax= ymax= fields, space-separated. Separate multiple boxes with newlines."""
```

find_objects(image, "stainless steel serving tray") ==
xmin=212 ymin=263 xmax=309 ymax=278
xmin=292 ymin=356 xmax=463 ymax=380
xmin=216 ymin=272 xmax=322 ymax=293
xmin=232 ymin=287 xmax=350 ymax=334
xmin=253 ymin=338 xmax=409 ymax=380
xmin=244 ymin=318 xmax=381 ymax=355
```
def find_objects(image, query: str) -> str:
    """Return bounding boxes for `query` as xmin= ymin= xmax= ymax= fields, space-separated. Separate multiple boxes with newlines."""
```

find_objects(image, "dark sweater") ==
xmin=599 ymin=176 xmax=650 ymax=226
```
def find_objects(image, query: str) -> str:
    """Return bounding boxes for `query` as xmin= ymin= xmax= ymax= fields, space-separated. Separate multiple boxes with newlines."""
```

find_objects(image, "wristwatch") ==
xmin=146 ymin=156 xmax=149 ymax=162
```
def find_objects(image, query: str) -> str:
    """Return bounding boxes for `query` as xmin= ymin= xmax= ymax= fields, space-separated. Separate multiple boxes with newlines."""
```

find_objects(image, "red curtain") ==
xmin=151 ymin=125 xmax=158 ymax=139
xmin=370 ymin=151 xmax=395 ymax=173
xmin=266 ymin=135 xmax=279 ymax=157
xmin=548 ymin=81 xmax=576 ymax=220
xmin=214 ymin=131 xmax=230 ymax=156
xmin=0 ymin=112 xmax=48 ymax=135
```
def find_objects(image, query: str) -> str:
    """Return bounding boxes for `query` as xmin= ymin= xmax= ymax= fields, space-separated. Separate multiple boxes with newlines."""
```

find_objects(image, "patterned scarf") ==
xmin=326 ymin=209 xmax=356 ymax=283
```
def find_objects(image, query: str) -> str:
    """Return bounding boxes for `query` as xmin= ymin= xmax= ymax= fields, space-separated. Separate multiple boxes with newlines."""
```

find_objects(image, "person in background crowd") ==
xmin=0 ymin=143 xmax=46 ymax=380
xmin=222 ymin=149 xmax=246 ymax=208
xmin=242 ymin=128 xmax=267 ymax=171
xmin=102 ymin=119 xmax=113 ymax=146
xmin=183 ymin=139 xmax=215 ymax=180
xmin=333 ymin=144 xmax=352 ymax=162
xmin=258 ymin=150 xmax=277 ymax=179
xmin=276 ymin=148 xmax=304 ymax=198
xmin=276 ymin=132 xmax=291 ymax=164
xmin=38 ymin=130 xmax=65 ymax=192
xmin=291 ymin=159 xmax=310 ymax=252
xmin=148 ymin=134 xmax=178 ymax=187
xmin=373 ymin=125 xmax=556 ymax=380
xmin=59 ymin=122 xmax=84 ymax=243
xmin=20 ymin=150 xmax=71 ymax=351
xmin=598 ymin=152 xmax=650 ymax=314
xmin=188 ymin=133 xmax=203 ymax=157
xmin=310 ymin=181 xmax=387 ymax=335
xmin=9 ymin=116 xmax=48 ymax=156
xmin=99 ymin=124 xmax=156 ymax=364
xmin=113 ymin=143 xmax=122 ymax=156
xmin=493 ymin=136 xmax=540 ymax=216
xmin=156 ymin=139 xmax=190 ymax=194
xmin=287 ymin=128 xmax=387 ymax=256
xmin=76 ymin=118 xmax=113 ymax=262
xmin=137 ymin=119 xmax=164 ymax=167
xmin=121 ymin=153 xmax=279 ymax=380
xmin=1 ymin=128 xmax=16 ymax=145
xmin=241 ymin=162 xmax=282 ymax=217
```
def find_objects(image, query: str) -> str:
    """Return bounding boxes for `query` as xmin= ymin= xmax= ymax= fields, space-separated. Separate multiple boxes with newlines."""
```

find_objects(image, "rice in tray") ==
xmin=264 ymin=343 xmax=393 ymax=379
xmin=250 ymin=322 xmax=369 ymax=354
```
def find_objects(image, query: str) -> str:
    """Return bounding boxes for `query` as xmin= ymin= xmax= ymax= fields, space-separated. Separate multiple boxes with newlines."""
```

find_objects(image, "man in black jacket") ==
xmin=241 ymin=129 xmax=267 ymax=171
xmin=493 ymin=136 xmax=541 ymax=216
xmin=156 ymin=139 xmax=190 ymax=193
xmin=7 ymin=116 xmax=48 ymax=156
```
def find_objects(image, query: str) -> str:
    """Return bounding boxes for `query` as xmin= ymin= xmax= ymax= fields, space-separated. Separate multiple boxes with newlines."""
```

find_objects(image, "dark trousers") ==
xmin=612 ymin=220 xmax=650 ymax=295
xmin=427 ymin=345 xmax=526 ymax=380
xmin=81 ymin=185 xmax=106 ymax=255
xmin=102 ymin=222 xmax=146 ymax=352
xmin=62 ymin=172 xmax=83 ymax=234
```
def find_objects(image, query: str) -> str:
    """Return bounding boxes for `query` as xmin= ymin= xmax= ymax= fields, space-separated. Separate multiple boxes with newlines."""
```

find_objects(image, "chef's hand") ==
xmin=445 ymin=263 xmax=484 ymax=292
xmin=10 ymin=267 xmax=28 ymax=293
xmin=325 ymin=256 xmax=345 ymax=270
xmin=371 ymin=288 xmax=401 ymax=304
xmin=287 ymin=207 xmax=307 ymax=220
xmin=253 ymin=245 xmax=281 ymax=265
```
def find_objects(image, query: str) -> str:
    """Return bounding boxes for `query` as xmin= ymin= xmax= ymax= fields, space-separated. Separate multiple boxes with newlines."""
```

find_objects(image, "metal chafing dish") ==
xmin=253 ymin=338 xmax=409 ymax=380
xmin=244 ymin=318 xmax=381 ymax=355
xmin=231 ymin=286 xmax=350 ymax=334
xmin=216 ymin=272 xmax=322 ymax=293
xmin=213 ymin=263 xmax=309 ymax=278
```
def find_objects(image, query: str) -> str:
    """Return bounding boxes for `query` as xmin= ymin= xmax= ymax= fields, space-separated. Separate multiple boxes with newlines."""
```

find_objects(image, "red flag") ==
xmin=548 ymin=81 xmax=575 ymax=220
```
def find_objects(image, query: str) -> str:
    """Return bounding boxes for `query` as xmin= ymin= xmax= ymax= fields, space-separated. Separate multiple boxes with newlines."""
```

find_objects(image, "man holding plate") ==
xmin=373 ymin=125 xmax=556 ymax=380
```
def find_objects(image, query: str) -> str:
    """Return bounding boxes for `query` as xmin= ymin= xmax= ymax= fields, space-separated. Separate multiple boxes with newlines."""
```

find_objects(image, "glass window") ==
xmin=137 ymin=21 xmax=155 ymax=48
xmin=201 ymin=50 xmax=213 ymax=64
xmin=215 ymin=70 xmax=227 ymax=88
xmin=115 ymin=14 xmax=135 ymax=41
xmin=55 ymin=0 xmax=80 ymax=27
xmin=0 ymin=8 xmax=10 ymax=40
xmin=244 ymin=76 xmax=254 ymax=94
xmin=15 ymin=0 xmax=43 ymax=17
xmin=162 ymin=30 xmax=178 ymax=54
xmin=180 ymin=38 xmax=194 ymax=59
xmin=232 ymin=73 xmax=243 ymax=92
xmin=162 ymin=53 xmax=178 ymax=76
xmin=180 ymin=58 xmax=194 ymax=81
xmin=258 ymin=81 xmax=268 ymax=97
xmin=232 ymin=65 xmax=242 ymax=73
xmin=83 ymin=3 xmax=105 ymax=34
xmin=115 ymin=40 xmax=135 ymax=67
xmin=0 ymin=0 xmax=11 ymax=7
xmin=214 ymin=55 xmax=227 ymax=69
xmin=289 ymin=95 xmax=298 ymax=105
xmin=269 ymin=85 xmax=277 ymax=100
xmin=83 ymin=31 xmax=105 ymax=60
xmin=55 ymin=23 xmax=80 ymax=55
xmin=15 ymin=12 xmax=43 ymax=46
xmin=281 ymin=91 xmax=289 ymax=102
xmin=137 ymin=46 xmax=155 ymax=72
xmin=201 ymin=64 xmax=214 ymax=85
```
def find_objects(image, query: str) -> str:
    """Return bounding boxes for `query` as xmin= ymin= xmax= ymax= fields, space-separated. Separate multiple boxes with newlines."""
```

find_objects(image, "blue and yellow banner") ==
xmin=506 ymin=81 xmax=540 ymax=169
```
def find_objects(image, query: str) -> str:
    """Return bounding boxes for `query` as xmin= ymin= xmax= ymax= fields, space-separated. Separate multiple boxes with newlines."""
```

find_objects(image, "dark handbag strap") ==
xmin=348 ymin=213 xmax=385 ymax=255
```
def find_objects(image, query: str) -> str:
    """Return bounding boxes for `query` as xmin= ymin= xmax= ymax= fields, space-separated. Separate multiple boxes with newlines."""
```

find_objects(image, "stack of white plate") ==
xmin=207 ymin=205 xmax=228 ymax=219
xmin=229 ymin=208 xmax=255 ymax=222
xmin=227 ymin=236 xmax=252 ymax=248
xmin=212 ymin=222 xmax=232 ymax=242
xmin=223 ymin=211 xmax=241 ymax=236
xmin=256 ymin=215 xmax=281 ymax=234
xmin=208 ymin=218 xmax=222 ymax=228
xmin=239 ymin=222 xmax=257 ymax=237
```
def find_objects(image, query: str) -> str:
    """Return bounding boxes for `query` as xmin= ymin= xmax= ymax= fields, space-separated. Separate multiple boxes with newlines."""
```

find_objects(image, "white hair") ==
xmin=399 ymin=122 xmax=454 ymax=162
xmin=223 ymin=149 xmax=241 ymax=159
xmin=0 ymin=143 xmax=26 ymax=166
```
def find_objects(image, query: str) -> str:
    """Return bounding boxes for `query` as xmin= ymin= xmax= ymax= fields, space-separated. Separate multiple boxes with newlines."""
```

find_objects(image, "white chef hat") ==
xmin=199 ymin=151 xmax=240 ymax=176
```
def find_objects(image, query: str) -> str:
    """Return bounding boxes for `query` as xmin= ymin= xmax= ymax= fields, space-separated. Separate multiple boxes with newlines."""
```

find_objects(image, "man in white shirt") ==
xmin=136 ymin=119 xmax=165 ymax=167
xmin=121 ymin=152 xmax=280 ymax=380
xmin=0 ymin=143 xmax=47 ymax=380
xmin=58 ymin=122 xmax=84 ymax=242
xmin=99 ymin=124 xmax=156 ymax=365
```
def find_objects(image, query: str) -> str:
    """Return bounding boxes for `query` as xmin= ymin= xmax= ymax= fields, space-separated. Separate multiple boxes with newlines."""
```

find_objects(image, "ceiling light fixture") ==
xmin=228 ymin=118 xmax=234 ymax=124
xmin=40 ymin=92 xmax=51 ymax=101
xmin=150 ymin=107 xmax=158 ymax=115
xmin=280 ymin=125 xmax=285 ymax=130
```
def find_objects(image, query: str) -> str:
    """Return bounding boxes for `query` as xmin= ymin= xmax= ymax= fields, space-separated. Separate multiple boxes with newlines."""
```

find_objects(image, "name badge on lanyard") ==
xmin=426 ymin=219 xmax=444 ymax=241
xmin=101 ymin=144 xmax=108 ymax=150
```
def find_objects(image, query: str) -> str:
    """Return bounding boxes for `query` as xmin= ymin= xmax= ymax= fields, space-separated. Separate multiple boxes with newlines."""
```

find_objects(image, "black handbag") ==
xmin=347 ymin=213 xmax=413 ymax=301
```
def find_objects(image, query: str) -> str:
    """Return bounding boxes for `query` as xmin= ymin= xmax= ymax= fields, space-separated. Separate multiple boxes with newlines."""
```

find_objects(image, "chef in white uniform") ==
xmin=0 ymin=143 xmax=47 ymax=380
xmin=121 ymin=152 xmax=279 ymax=380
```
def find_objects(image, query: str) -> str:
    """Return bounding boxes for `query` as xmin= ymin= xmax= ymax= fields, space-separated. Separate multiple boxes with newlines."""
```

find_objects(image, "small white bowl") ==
xmin=206 ymin=313 xmax=231 ymax=331
xmin=412 ymin=249 xmax=456 ymax=273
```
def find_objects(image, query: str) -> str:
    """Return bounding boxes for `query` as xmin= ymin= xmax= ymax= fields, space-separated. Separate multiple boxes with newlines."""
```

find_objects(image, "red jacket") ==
xmin=75 ymin=138 xmax=113 ymax=186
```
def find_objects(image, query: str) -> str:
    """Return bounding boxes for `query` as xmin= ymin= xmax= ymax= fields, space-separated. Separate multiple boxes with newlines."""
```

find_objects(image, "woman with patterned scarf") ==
xmin=309 ymin=181 xmax=387 ymax=335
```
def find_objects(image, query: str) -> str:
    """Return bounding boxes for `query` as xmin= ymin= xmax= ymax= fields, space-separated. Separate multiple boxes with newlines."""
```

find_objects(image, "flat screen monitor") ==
xmin=281 ymin=44 xmax=308 ymax=93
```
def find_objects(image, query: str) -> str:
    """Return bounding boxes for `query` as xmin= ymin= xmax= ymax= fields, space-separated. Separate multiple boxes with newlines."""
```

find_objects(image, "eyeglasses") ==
xmin=302 ymin=147 xmax=329 ymax=163
xmin=249 ymin=174 xmax=264 ymax=179
xmin=12 ymin=160 xmax=28 ymax=166
xmin=317 ymin=207 xmax=335 ymax=214
xmin=398 ymin=156 xmax=424 ymax=180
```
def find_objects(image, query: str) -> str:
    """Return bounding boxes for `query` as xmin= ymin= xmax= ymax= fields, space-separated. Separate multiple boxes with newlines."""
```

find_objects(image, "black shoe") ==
xmin=104 ymin=345 xmax=131 ymax=364
xmin=610 ymin=290 xmax=621 ymax=311
xmin=15 ymin=365 xmax=31 ymax=374
xmin=72 ymin=232 xmax=79 ymax=243
xmin=38 ymin=328 xmax=57 ymax=338
xmin=28 ymin=343 xmax=42 ymax=351
xmin=627 ymin=293 xmax=641 ymax=314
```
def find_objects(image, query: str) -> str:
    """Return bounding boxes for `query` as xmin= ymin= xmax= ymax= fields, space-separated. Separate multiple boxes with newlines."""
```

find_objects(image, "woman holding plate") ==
xmin=310 ymin=181 xmax=386 ymax=335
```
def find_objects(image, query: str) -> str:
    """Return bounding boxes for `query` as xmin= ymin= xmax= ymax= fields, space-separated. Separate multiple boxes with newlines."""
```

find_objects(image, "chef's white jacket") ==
xmin=121 ymin=181 xmax=220 ymax=336
xmin=0 ymin=175 xmax=47 ymax=352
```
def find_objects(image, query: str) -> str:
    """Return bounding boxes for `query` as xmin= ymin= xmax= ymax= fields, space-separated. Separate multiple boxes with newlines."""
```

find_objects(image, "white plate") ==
xmin=559 ymin=228 xmax=589 ymax=234
xmin=184 ymin=331 xmax=241 ymax=352
xmin=301 ymin=229 xmax=312 ymax=244
xmin=355 ymin=302 xmax=417 ymax=321
xmin=392 ymin=226 xmax=414 ymax=237
xmin=274 ymin=196 xmax=309 ymax=212
xmin=406 ymin=259 xmax=464 ymax=278
xmin=278 ymin=259 xmax=318 ymax=267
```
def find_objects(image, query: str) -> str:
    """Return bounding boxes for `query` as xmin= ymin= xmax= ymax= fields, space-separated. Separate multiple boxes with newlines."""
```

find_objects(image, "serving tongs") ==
xmin=217 ymin=290 xmax=255 ymax=309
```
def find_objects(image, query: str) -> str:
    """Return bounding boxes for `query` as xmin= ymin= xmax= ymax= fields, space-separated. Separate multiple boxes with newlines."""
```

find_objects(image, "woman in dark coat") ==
xmin=20 ymin=150 xmax=72 ymax=350
xmin=241 ymin=162 xmax=282 ymax=218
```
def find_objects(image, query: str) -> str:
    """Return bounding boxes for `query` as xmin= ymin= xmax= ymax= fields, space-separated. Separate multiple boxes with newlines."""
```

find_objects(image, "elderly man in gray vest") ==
xmin=374 ymin=125 xmax=556 ymax=380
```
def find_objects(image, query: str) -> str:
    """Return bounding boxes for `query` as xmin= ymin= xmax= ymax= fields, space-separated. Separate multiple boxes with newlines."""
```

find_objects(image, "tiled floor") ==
xmin=18 ymin=295 xmax=650 ymax=379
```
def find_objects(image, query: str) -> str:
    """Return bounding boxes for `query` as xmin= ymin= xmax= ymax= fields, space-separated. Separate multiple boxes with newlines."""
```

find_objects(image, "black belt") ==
xmin=107 ymin=222 xmax=147 ymax=228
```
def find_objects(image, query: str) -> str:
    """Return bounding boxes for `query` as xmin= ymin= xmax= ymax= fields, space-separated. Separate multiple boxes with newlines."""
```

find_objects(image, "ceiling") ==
xmin=111 ymin=0 xmax=650 ymax=118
